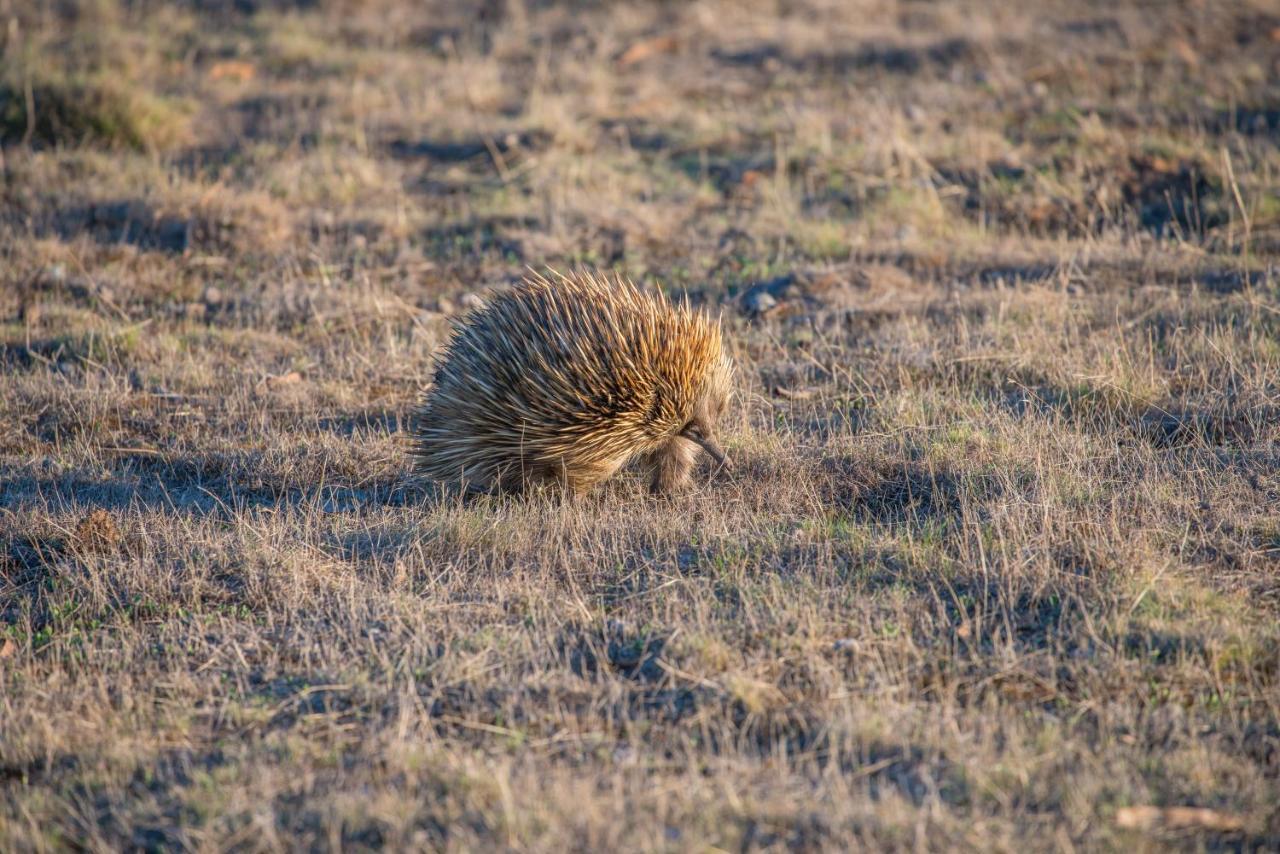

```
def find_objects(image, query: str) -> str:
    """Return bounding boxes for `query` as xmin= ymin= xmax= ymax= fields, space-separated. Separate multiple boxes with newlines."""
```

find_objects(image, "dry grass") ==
xmin=2 ymin=0 xmax=1278 ymax=850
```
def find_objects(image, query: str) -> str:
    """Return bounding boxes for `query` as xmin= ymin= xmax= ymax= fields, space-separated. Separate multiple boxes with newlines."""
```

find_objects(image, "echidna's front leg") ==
xmin=522 ymin=455 xmax=621 ymax=497
xmin=647 ymin=436 xmax=700 ymax=494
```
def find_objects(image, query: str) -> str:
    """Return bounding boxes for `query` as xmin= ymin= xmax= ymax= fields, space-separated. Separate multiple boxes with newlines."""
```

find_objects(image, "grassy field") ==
xmin=2 ymin=0 xmax=1279 ymax=850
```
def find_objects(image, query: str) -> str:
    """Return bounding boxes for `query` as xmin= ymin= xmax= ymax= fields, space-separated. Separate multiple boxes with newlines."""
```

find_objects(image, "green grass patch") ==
xmin=0 ymin=68 xmax=191 ymax=150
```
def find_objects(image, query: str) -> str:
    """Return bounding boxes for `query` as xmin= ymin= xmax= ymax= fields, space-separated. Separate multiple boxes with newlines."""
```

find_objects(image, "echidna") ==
xmin=412 ymin=269 xmax=733 ymax=495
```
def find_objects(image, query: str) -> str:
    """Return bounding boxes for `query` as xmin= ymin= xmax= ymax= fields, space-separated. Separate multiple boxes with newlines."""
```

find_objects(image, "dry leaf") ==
xmin=208 ymin=60 xmax=256 ymax=83
xmin=774 ymin=386 xmax=815 ymax=400
xmin=0 ymin=637 xmax=16 ymax=660
xmin=1115 ymin=805 xmax=1245 ymax=832
xmin=257 ymin=371 xmax=303 ymax=393
xmin=1170 ymin=39 xmax=1199 ymax=67
xmin=616 ymin=35 xmax=678 ymax=68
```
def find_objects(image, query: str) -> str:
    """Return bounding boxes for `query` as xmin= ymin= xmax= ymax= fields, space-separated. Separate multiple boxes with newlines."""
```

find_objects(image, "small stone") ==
xmin=459 ymin=292 xmax=485 ymax=312
xmin=741 ymin=288 xmax=777 ymax=317
xmin=203 ymin=285 xmax=224 ymax=306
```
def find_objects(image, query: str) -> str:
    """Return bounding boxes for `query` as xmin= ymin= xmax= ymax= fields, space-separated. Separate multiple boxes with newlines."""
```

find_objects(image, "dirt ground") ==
xmin=2 ymin=0 xmax=1278 ymax=850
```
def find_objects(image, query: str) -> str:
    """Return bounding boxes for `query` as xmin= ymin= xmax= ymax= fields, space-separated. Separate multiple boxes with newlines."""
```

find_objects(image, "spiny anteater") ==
xmin=412 ymin=269 xmax=733 ymax=495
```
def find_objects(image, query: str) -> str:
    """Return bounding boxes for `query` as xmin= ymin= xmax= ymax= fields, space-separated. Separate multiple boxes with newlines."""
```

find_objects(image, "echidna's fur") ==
xmin=412 ymin=269 xmax=733 ymax=495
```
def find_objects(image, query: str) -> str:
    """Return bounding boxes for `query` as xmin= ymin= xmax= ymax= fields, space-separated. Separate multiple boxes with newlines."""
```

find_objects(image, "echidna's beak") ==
xmin=689 ymin=434 xmax=730 ymax=470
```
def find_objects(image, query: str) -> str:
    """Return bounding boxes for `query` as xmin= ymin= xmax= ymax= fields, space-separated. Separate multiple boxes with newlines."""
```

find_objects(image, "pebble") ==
xmin=741 ymin=289 xmax=777 ymax=316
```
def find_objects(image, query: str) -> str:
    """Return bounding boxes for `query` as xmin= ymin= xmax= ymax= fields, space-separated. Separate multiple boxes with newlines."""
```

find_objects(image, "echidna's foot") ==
xmin=506 ymin=458 xmax=612 ymax=499
xmin=647 ymin=436 xmax=700 ymax=495
xmin=564 ymin=463 xmax=627 ymax=498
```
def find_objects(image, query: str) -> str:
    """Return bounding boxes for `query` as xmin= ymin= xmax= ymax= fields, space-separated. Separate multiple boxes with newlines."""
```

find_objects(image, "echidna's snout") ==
xmin=680 ymin=370 xmax=733 ymax=475
xmin=680 ymin=423 xmax=730 ymax=470
xmin=702 ymin=435 xmax=730 ymax=470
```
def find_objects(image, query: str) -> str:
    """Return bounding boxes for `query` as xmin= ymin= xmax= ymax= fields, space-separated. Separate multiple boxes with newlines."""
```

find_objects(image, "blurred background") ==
xmin=2 ymin=0 xmax=1276 ymax=315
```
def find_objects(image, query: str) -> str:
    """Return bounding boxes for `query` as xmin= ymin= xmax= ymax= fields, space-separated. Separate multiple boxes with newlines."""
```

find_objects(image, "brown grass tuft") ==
xmin=0 ymin=72 xmax=192 ymax=151
xmin=72 ymin=508 xmax=121 ymax=555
